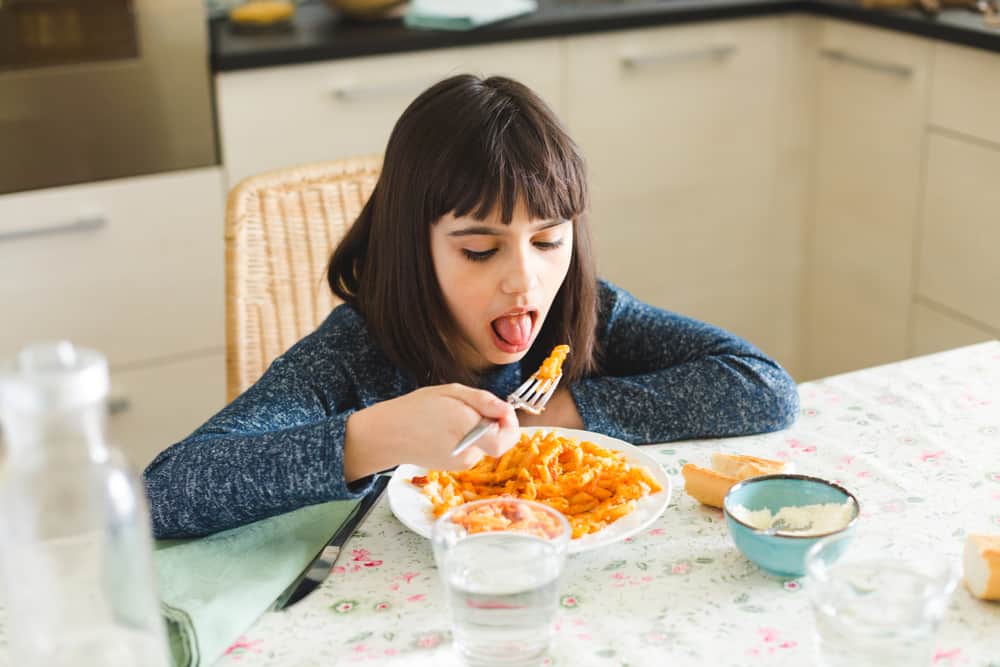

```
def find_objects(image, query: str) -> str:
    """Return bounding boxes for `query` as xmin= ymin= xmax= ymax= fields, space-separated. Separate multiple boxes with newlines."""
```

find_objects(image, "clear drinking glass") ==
xmin=804 ymin=530 xmax=959 ymax=667
xmin=432 ymin=498 xmax=571 ymax=667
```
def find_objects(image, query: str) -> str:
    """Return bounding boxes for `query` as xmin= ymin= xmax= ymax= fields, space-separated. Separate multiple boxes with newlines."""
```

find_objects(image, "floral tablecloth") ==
xmin=8 ymin=344 xmax=998 ymax=666
xmin=214 ymin=342 xmax=1000 ymax=667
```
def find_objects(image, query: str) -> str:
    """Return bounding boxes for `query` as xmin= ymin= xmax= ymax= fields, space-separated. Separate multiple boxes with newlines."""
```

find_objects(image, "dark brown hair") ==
xmin=328 ymin=74 xmax=599 ymax=386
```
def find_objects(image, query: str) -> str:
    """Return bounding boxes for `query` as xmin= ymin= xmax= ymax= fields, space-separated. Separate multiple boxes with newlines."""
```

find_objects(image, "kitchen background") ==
xmin=1 ymin=0 xmax=998 ymax=469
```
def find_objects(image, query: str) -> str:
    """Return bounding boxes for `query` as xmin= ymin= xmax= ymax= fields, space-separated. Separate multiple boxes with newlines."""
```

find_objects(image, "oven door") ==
xmin=0 ymin=0 xmax=217 ymax=194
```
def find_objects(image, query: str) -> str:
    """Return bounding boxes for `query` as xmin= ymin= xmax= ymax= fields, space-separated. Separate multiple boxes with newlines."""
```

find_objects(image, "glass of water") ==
xmin=432 ymin=498 xmax=571 ymax=667
xmin=804 ymin=530 xmax=959 ymax=667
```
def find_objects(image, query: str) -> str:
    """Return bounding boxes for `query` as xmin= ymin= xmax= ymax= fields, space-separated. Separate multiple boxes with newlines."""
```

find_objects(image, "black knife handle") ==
xmin=275 ymin=474 xmax=391 ymax=610
xmin=329 ymin=474 xmax=391 ymax=548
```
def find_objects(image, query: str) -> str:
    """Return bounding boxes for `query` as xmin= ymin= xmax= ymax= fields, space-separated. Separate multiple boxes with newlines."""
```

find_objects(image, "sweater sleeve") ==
xmin=570 ymin=282 xmax=799 ymax=445
xmin=142 ymin=354 xmax=374 ymax=539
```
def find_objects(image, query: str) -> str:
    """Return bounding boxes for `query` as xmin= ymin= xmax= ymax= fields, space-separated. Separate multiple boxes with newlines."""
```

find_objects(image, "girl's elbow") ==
xmin=767 ymin=374 xmax=800 ymax=431
xmin=141 ymin=475 xmax=169 ymax=539
xmin=141 ymin=463 xmax=183 ymax=539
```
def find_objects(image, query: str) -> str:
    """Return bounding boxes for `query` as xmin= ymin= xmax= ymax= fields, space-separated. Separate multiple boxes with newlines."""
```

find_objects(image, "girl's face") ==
xmin=430 ymin=199 xmax=573 ymax=372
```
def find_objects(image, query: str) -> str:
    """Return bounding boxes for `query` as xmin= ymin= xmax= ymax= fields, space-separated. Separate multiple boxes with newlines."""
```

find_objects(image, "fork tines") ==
xmin=508 ymin=375 xmax=562 ymax=415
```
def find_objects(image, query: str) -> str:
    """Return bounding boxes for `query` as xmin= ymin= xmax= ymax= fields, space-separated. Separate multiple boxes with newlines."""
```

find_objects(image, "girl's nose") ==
xmin=500 ymin=247 xmax=539 ymax=295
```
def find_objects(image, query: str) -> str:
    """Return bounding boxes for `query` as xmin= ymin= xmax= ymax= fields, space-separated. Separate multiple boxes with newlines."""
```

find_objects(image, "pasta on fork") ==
xmin=412 ymin=430 xmax=663 ymax=538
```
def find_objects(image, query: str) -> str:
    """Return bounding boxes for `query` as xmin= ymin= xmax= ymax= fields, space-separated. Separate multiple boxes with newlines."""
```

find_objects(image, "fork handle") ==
xmin=452 ymin=417 xmax=496 ymax=456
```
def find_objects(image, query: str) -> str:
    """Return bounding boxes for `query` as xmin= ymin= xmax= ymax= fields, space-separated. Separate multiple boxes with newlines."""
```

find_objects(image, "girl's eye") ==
xmin=462 ymin=248 xmax=498 ymax=262
xmin=534 ymin=239 xmax=564 ymax=251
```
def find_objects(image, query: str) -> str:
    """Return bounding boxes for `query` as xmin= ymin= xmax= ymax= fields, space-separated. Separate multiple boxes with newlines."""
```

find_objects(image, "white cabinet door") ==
xmin=216 ymin=39 xmax=564 ymax=187
xmin=110 ymin=352 xmax=225 ymax=470
xmin=916 ymin=132 xmax=1000 ymax=331
xmin=0 ymin=168 xmax=226 ymax=369
xmin=803 ymin=20 xmax=931 ymax=380
xmin=564 ymin=18 xmax=795 ymax=368
xmin=930 ymin=42 xmax=1000 ymax=145
xmin=909 ymin=302 xmax=996 ymax=359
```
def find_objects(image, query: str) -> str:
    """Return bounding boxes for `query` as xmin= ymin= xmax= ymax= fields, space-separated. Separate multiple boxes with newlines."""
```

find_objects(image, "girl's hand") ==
xmin=343 ymin=384 xmax=520 ymax=480
xmin=516 ymin=387 xmax=584 ymax=431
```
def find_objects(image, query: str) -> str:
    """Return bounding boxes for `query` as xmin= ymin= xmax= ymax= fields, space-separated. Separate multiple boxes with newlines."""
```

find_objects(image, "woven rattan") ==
xmin=224 ymin=157 xmax=381 ymax=401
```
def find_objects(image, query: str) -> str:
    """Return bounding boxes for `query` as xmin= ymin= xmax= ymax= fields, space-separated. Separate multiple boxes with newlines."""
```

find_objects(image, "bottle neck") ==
xmin=2 ymin=401 xmax=110 ymax=465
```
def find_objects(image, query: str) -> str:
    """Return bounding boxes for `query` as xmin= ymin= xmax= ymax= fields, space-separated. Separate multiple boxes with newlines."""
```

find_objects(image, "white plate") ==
xmin=387 ymin=427 xmax=672 ymax=554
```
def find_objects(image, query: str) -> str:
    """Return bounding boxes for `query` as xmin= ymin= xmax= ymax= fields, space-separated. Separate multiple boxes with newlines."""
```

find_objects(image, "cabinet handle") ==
xmin=819 ymin=48 xmax=912 ymax=78
xmin=0 ymin=215 xmax=106 ymax=244
xmin=620 ymin=45 xmax=738 ymax=70
xmin=108 ymin=396 xmax=131 ymax=416
xmin=330 ymin=79 xmax=434 ymax=101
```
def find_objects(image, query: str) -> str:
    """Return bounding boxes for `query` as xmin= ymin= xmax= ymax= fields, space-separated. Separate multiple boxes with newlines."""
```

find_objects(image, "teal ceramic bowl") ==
xmin=723 ymin=474 xmax=859 ymax=578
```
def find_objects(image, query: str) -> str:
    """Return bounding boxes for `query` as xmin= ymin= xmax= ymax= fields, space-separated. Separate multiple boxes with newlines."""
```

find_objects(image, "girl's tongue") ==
xmin=492 ymin=313 xmax=532 ymax=347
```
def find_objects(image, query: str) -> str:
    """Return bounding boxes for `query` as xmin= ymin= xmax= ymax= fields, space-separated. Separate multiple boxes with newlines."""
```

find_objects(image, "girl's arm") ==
xmin=142 ymin=356 xmax=366 ymax=539
xmin=567 ymin=282 xmax=799 ymax=444
xmin=143 ymin=361 xmax=518 ymax=539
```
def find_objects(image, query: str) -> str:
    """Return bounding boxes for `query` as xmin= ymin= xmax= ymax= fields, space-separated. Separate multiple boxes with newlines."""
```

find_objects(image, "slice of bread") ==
xmin=964 ymin=534 xmax=1000 ymax=601
xmin=682 ymin=452 xmax=787 ymax=509
xmin=709 ymin=452 xmax=786 ymax=479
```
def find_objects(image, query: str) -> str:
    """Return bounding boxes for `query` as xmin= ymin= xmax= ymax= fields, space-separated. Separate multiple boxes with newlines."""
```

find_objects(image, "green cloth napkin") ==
xmin=404 ymin=0 xmax=537 ymax=30
xmin=154 ymin=500 xmax=359 ymax=666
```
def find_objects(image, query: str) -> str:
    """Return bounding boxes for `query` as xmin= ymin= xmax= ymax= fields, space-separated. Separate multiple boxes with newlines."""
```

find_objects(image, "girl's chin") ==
xmin=483 ymin=347 xmax=529 ymax=366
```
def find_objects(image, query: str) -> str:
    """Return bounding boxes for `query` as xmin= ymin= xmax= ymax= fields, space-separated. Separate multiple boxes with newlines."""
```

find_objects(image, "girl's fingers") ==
xmin=450 ymin=445 xmax=485 ymax=469
xmin=477 ymin=418 xmax=520 ymax=458
xmin=434 ymin=383 xmax=520 ymax=463
xmin=443 ymin=384 xmax=515 ymax=422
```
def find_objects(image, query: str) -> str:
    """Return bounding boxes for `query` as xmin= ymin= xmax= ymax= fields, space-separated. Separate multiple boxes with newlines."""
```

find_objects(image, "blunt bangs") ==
xmin=426 ymin=77 xmax=588 ymax=226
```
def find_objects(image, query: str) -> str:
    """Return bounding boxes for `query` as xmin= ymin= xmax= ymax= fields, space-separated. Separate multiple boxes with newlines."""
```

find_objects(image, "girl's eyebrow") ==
xmin=447 ymin=219 xmax=568 ymax=237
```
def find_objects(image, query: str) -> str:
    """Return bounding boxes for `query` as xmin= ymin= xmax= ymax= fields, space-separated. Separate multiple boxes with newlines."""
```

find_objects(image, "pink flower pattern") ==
xmin=745 ymin=627 xmax=798 ymax=657
xmin=218 ymin=345 xmax=998 ymax=666
xmin=224 ymin=637 xmax=263 ymax=660
xmin=933 ymin=648 xmax=964 ymax=664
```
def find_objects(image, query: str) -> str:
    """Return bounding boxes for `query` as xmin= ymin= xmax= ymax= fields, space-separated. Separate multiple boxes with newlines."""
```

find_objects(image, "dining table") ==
xmin=2 ymin=342 xmax=998 ymax=666
xmin=203 ymin=341 xmax=1000 ymax=667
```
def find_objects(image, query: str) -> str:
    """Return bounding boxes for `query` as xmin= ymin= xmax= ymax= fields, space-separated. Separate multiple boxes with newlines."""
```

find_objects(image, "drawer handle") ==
xmin=108 ymin=396 xmax=131 ymax=416
xmin=331 ymin=79 xmax=434 ymax=101
xmin=620 ymin=45 xmax=738 ymax=70
xmin=0 ymin=215 xmax=106 ymax=244
xmin=819 ymin=48 xmax=912 ymax=78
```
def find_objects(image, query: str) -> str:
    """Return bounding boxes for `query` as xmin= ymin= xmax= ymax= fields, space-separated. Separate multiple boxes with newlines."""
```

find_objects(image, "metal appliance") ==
xmin=0 ymin=0 xmax=217 ymax=195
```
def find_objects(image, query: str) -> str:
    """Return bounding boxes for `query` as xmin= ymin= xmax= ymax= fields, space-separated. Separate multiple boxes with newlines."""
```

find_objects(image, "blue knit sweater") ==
xmin=144 ymin=281 xmax=798 ymax=538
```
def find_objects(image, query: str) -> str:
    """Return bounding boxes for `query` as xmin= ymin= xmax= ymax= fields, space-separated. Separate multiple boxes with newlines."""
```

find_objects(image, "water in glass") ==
xmin=806 ymin=531 xmax=958 ymax=667
xmin=812 ymin=560 xmax=946 ymax=666
xmin=445 ymin=533 xmax=562 ymax=666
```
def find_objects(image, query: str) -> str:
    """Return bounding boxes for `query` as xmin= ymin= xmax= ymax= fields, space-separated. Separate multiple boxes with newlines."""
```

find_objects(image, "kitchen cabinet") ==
xmin=905 ymin=40 xmax=1000 ymax=359
xmin=0 ymin=167 xmax=227 ymax=465
xmin=916 ymin=132 xmax=1000 ymax=332
xmin=909 ymin=301 xmax=996 ymax=359
xmin=211 ymin=15 xmax=1000 ymax=384
xmin=216 ymin=39 xmax=564 ymax=188
xmin=110 ymin=352 xmax=226 ymax=469
xmin=803 ymin=19 xmax=932 ymax=380
xmin=565 ymin=17 xmax=800 ymax=370
xmin=930 ymin=41 xmax=1000 ymax=146
xmin=216 ymin=21 xmax=804 ymax=373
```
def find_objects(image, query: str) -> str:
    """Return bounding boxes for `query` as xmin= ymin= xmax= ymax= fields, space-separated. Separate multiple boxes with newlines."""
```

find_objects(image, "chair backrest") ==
xmin=224 ymin=157 xmax=381 ymax=402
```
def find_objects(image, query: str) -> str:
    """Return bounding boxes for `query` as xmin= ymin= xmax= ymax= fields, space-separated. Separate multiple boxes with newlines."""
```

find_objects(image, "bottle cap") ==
xmin=0 ymin=341 xmax=109 ymax=414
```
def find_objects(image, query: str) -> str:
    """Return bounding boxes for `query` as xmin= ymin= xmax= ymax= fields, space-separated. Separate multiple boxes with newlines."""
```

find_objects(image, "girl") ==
xmin=144 ymin=75 xmax=798 ymax=539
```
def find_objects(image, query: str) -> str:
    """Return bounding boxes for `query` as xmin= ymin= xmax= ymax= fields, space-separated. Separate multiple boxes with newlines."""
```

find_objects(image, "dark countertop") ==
xmin=211 ymin=0 xmax=1000 ymax=72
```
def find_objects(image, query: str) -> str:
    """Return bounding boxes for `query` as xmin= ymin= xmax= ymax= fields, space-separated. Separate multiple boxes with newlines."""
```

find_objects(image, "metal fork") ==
xmin=452 ymin=372 xmax=563 ymax=456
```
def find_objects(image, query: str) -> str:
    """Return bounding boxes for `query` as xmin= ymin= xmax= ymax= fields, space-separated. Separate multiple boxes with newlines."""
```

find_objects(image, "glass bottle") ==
xmin=0 ymin=342 xmax=170 ymax=667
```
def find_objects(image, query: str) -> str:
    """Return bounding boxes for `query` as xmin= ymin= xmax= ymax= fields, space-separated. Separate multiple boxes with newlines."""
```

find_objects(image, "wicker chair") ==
xmin=224 ymin=157 xmax=381 ymax=402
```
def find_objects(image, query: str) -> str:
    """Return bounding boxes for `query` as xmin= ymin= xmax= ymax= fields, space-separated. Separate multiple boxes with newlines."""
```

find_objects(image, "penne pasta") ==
xmin=410 ymin=430 xmax=663 ymax=538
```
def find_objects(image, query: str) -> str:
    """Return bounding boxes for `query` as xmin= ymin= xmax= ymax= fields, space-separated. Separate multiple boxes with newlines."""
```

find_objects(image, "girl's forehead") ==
xmin=439 ymin=196 xmax=566 ymax=227
xmin=439 ymin=210 xmax=567 ymax=232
